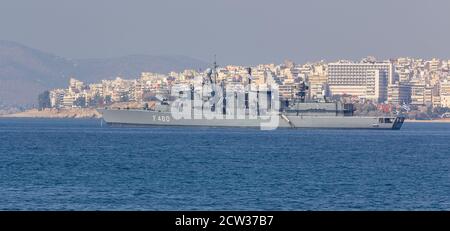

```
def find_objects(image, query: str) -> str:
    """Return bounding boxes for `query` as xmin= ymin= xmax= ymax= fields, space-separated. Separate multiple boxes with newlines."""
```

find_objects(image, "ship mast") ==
xmin=213 ymin=54 xmax=218 ymax=84
xmin=296 ymin=81 xmax=308 ymax=103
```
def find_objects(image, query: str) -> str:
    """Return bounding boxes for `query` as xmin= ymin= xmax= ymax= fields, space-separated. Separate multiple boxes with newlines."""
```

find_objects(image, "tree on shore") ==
xmin=38 ymin=91 xmax=51 ymax=111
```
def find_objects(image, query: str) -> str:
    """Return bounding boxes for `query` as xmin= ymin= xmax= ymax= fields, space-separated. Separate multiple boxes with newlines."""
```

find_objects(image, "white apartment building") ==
xmin=397 ymin=69 xmax=412 ymax=83
xmin=424 ymin=86 xmax=433 ymax=106
xmin=387 ymin=84 xmax=411 ymax=105
xmin=411 ymin=85 xmax=425 ymax=105
xmin=49 ymin=89 xmax=65 ymax=108
xmin=440 ymin=80 xmax=450 ymax=108
xmin=308 ymin=74 xmax=328 ymax=100
xmin=441 ymin=95 xmax=450 ymax=108
xmin=69 ymin=78 xmax=84 ymax=94
xmin=429 ymin=58 xmax=441 ymax=73
xmin=62 ymin=94 xmax=75 ymax=108
xmin=440 ymin=80 xmax=450 ymax=95
xmin=278 ymin=83 xmax=297 ymax=99
xmin=327 ymin=61 xmax=393 ymax=103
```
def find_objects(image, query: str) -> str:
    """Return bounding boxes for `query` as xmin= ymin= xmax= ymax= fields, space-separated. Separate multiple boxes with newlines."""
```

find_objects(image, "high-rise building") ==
xmin=328 ymin=61 xmax=393 ymax=102
xmin=133 ymin=80 xmax=144 ymax=102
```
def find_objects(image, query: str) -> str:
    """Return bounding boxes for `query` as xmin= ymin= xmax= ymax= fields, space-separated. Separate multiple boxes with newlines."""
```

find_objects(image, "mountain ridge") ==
xmin=0 ymin=40 xmax=207 ymax=106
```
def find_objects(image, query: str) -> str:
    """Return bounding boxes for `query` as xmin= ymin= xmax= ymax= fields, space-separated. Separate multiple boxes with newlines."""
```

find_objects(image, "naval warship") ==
xmin=98 ymin=62 xmax=404 ymax=130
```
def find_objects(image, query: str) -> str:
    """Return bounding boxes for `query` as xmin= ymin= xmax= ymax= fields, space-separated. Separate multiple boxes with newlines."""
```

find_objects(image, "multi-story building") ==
xmin=278 ymin=83 xmax=297 ymax=99
xmin=440 ymin=79 xmax=450 ymax=95
xmin=69 ymin=78 xmax=84 ymax=94
xmin=410 ymin=85 xmax=425 ymax=105
xmin=132 ymin=79 xmax=144 ymax=102
xmin=251 ymin=68 xmax=267 ymax=85
xmin=440 ymin=80 xmax=450 ymax=108
xmin=327 ymin=61 xmax=393 ymax=102
xmin=432 ymin=95 xmax=441 ymax=108
xmin=89 ymin=83 xmax=103 ymax=96
xmin=441 ymin=95 xmax=450 ymax=108
xmin=141 ymin=72 xmax=166 ymax=81
xmin=308 ymin=74 xmax=328 ymax=101
xmin=49 ymin=89 xmax=65 ymax=108
xmin=387 ymin=84 xmax=411 ymax=105
xmin=62 ymin=93 xmax=75 ymax=108
xmin=397 ymin=69 xmax=412 ymax=83
xmin=424 ymin=86 xmax=433 ymax=106
xmin=429 ymin=58 xmax=441 ymax=73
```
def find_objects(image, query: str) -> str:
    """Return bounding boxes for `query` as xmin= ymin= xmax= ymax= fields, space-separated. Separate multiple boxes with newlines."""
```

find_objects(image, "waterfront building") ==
xmin=62 ymin=93 xmax=75 ymax=108
xmin=424 ymin=86 xmax=433 ymax=106
xmin=49 ymin=89 xmax=65 ymax=108
xmin=441 ymin=95 xmax=450 ymax=108
xmin=440 ymin=80 xmax=450 ymax=108
xmin=328 ymin=61 xmax=393 ymax=102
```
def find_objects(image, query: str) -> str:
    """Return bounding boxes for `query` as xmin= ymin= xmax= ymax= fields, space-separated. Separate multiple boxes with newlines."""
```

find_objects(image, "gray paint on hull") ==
xmin=97 ymin=109 xmax=401 ymax=130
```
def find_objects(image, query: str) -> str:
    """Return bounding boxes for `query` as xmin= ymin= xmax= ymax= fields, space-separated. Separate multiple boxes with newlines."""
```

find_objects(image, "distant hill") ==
xmin=0 ymin=40 xmax=207 ymax=106
xmin=73 ymin=55 xmax=207 ymax=83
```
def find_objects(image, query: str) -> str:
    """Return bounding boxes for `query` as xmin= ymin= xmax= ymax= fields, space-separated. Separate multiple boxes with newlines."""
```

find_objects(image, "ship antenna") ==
xmin=213 ymin=54 xmax=218 ymax=69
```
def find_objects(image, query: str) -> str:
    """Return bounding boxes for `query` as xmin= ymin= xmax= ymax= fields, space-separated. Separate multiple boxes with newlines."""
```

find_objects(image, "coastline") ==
xmin=0 ymin=108 xmax=101 ymax=119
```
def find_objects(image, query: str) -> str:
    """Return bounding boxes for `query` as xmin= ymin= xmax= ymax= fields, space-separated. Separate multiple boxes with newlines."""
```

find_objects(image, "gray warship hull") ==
xmin=98 ymin=109 xmax=404 ymax=130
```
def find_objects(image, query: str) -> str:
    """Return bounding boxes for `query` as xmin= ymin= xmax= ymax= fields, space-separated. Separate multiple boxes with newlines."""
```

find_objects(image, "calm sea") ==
xmin=0 ymin=118 xmax=449 ymax=210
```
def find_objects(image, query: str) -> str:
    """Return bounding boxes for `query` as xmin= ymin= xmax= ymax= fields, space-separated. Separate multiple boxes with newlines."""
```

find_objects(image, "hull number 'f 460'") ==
xmin=152 ymin=115 xmax=171 ymax=122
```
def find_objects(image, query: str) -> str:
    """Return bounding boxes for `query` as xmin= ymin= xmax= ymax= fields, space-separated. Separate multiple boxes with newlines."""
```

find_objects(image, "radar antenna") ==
xmin=296 ymin=81 xmax=309 ymax=103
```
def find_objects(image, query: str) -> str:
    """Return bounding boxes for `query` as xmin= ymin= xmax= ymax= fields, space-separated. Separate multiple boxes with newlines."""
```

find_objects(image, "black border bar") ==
xmin=1 ymin=211 xmax=449 ymax=230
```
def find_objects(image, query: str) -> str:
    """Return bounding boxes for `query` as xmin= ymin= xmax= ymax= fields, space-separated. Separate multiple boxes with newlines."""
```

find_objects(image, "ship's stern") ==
xmin=392 ymin=116 xmax=405 ymax=130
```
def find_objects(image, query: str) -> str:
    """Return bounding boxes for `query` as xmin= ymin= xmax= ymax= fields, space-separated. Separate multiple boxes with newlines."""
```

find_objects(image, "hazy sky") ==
xmin=1 ymin=0 xmax=449 ymax=65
